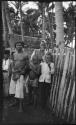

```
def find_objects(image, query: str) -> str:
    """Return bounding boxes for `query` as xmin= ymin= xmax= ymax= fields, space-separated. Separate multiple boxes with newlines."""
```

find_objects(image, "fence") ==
xmin=50 ymin=49 xmax=75 ymax=123
xmin=24 ymin=47 xmax=75 ymax=124
xmin=8 ymin=33 xmax=43 ymax=48
xmin=7 ymin=39 xmax=75 ymax=123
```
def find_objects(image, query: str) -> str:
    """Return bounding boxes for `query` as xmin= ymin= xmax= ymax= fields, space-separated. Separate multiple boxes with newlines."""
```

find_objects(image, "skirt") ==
xmin=15 ymin=75 xmax=25 ymax=99
xmin=9 ymin=76 xmax=16 ymax=95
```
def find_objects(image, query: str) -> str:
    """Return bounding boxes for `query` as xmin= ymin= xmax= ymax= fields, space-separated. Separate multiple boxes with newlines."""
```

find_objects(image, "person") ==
xmin=30 ymin=40 xmax=48 ymax=106
xmin=9 ymin=41 xmax=29 ymax=112
xmin=2 ymin=50 xmax=10 ymax=98
xmin=8 ymin=51 xmax=16 ymax=105
xmin=28 ymin=55 xmax=41 ymax=108
xmin=39 ymin=52 xmax=55 ymax=110
xmin=31 ymin=40 xmax=47 ymax=64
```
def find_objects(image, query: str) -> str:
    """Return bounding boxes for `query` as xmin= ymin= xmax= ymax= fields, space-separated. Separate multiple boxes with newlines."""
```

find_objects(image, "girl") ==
xmin=39 ymin=52 xmax=54 ymax=109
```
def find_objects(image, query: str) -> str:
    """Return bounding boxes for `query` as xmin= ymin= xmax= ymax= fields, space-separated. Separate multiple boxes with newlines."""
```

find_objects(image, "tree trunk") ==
xmin=42 ymin=2 xmax=46 ymax=40
xmin=55 ymin=2 xmax=64 ymax=50
xmin=48 ymin=12 xmax=53 ymax=48
xmin=19 ymin=1 xmax=24 ymax=42
xmin=2 ymin=1 xmax=8 ymax=47
xmin=4 ymin=1 xmax=13 ymax=34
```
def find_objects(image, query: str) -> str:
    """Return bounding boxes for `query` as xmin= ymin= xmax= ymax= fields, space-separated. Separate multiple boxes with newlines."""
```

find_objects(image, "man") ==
xmin=9 ymin=41 xmax=28 ymax=112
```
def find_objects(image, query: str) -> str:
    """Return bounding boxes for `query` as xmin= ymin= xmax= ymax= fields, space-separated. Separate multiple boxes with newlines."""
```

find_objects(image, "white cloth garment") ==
xmin=2 ymin=59 xmax=10 ymax=71
xmin=9 ymin=76 xmax=16 ymax=95
xmin=9 ymin=75 xmax=25 ymax=98
xmin=15 ymin=75 xmax=25 ymax=99
xmin=39 ymin=62 xmax=54 ymax=83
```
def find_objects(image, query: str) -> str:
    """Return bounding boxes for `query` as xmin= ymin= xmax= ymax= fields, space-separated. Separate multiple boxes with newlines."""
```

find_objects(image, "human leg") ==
xmin=15 ymin=75 xmax=24 ymax=112
xmin=38 ymin=82 xmax=44 ymax=108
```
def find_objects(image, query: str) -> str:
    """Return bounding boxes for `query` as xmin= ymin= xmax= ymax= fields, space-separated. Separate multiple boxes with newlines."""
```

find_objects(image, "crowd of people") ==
xmin=2 ymin=40 xmax=55 ymax=112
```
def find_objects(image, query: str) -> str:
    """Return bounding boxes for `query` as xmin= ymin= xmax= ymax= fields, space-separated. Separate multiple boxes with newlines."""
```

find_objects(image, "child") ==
xmin=39 ymin=52 xmax=54 ymax=109
xmin=2 ymin=50 xmax=10 ymax=98
xmin=28 ymin=55 xmax=41 ymax=108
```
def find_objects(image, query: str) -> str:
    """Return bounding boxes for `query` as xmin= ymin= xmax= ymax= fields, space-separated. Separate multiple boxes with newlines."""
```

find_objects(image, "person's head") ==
xmin=4 ymin=53 xmax=9 ymax=59
xmin=40 ymin=40 xmax=46 ymax=51
xmin=4 ymin=50 xmax=10 ymax=59
xmin=45 ymin=52 xmax=52 ymax=64
xmin=15 ymin=42 xmax=24 ymax=52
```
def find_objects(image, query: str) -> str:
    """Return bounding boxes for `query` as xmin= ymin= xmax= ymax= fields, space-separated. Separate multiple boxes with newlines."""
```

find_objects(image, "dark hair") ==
xmin=45 ymin=52 xmax=54 ymax=62
xmin=4 ymin=50 xmax=10 ymax=55
xmin=15 ymin=41 xmax=24 ymax=48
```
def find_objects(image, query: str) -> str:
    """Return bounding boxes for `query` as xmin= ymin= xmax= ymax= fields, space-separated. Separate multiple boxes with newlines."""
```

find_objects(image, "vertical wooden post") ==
xmin=19 ymin=1 xmax=24 ymax=42
xmin=0 ymin=2 xmax=3 ymax=122
xmin=42 ymin=2 xmax=46 ymax=40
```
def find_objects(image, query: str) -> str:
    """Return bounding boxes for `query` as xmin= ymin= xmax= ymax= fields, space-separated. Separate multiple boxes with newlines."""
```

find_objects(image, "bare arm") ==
xmin=51 ymin=63 xmax=55 ymax=74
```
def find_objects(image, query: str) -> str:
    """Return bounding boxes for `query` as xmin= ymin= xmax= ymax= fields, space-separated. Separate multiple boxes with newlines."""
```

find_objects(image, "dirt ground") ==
xmin=0 ymin=95 xmax=66 ymax=124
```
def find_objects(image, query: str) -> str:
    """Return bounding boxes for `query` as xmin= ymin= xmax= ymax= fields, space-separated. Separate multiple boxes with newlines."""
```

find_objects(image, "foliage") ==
xmin=63 ymin=3 xmax=75 ymax=45
xmin=7 ymin=1 xmax=75 ymax=48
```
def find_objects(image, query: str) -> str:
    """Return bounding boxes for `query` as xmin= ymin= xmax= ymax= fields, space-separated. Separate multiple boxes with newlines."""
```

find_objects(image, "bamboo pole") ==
xmin=59 ymin=54 xmax=70 ymax=114
xmin=56 ymin=50 xmax=70 ymax=115
xmin=72 ymin=103 xmax=75 ymax=123
xmin=4 ymin=1 xmax=13 ymax=34
xmin=19 ymin=1 xmax=24 ymax=42
xmin=50 ymin=53 xmax=58 ymax=106
xmin=63 ymin=54 xmax=75 ymax=119
xmin=54 ymin=54 xmax=65 ymax=112
xmin=42 ymin=2 xmax=46 ymax=40
xmin=50 ymin=55 xmax=59 ymax=107
xmin=2 ymin=1 xmax=8 ymax=47
xmin=60 ymin=53 xmax=72 ymax=118
xmin=51 ymin=54 xmax=61 ymax=109
xmin=67 ymin=81 xmax=75 ymax=121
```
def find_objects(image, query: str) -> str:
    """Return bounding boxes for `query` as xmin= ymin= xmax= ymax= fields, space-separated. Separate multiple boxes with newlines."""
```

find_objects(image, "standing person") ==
xmin=8 ymin=51 xmax=16 ymax=105
xmin=30 ymin=40 xmax=47 ymax=106
xmin=2 ymin=50 xmax=10 ymax=98
xmin=9 ymin=41 xmax=28 ymax=112
xmin=31 ymin=40 xmax=47 ymax=64
xmin=39 ymin=52 xmax=55 ymax=110
xmin=28 ymin=55 xmax=41 ymax=108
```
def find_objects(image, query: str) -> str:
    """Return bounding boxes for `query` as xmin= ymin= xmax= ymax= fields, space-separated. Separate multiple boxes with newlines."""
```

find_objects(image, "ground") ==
xmin=0 ymin=95 xmax=66 ymax=124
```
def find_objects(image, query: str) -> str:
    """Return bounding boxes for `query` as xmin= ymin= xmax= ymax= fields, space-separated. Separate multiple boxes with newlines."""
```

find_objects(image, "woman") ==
xmin=31 ymin=40 xmax=47 ymax=64
xmin=30 ymin=40 xmax=47 ymax=106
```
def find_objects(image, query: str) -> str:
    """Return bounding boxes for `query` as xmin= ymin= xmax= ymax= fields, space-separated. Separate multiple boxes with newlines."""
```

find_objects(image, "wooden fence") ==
xmin=49 ymin=49 xmax=75 ymax=123
xmin=8 ymin=33 xmax=43 ymax=48
xmin=7 ymin=43 xmax=75 ymax=123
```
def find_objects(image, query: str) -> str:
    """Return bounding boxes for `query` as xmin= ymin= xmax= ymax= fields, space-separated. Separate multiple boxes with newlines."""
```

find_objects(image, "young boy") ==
xmin=2 ymin=50 xmax=10 ymax=97
xmin=39 ymin=52 xmax=54 ymax=109
xmin=28 ymin=55 xmax=41 ymax=108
